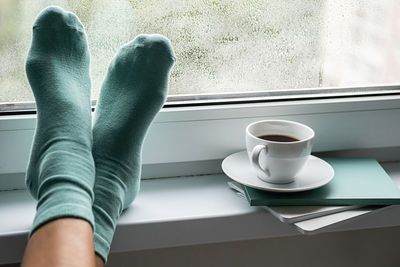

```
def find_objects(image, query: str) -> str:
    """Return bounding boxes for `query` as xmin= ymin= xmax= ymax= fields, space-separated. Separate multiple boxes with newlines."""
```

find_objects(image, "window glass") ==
xmin=1 ymin=0 xmax=400 ymax=104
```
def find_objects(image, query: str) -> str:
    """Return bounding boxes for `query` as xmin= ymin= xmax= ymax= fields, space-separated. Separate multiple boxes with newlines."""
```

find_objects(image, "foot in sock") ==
xmin=25 ymin=6 xmax=95 ymax=235
xmin=92 ymin=34 xmax=175 ymax=261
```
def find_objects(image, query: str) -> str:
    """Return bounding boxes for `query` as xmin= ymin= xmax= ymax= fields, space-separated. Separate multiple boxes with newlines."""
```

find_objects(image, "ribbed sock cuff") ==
xmin=94 ymin=231 xmax=111 ymax=263
xmin=30 ymin=202 xmax=94 ymax=238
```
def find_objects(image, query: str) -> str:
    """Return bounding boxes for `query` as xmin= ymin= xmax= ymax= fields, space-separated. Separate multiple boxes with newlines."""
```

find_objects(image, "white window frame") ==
xmin=1 ymin=90 xmax=400 ymax=188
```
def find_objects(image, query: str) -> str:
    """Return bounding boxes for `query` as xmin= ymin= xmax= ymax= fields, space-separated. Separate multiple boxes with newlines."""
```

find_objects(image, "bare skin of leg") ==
xmin=95 ymin=255 xmax=105 ymax=267
xmin=21 ymin=218 xmax=99 ymax=267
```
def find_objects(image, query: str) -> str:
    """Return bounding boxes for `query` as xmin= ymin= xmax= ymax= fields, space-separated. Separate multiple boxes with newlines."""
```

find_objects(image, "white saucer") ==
xmin=222 ymin=151 xmax=334 ymax=193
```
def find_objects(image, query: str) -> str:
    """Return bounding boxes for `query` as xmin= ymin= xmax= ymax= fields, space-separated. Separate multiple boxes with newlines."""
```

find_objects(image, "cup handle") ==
xmin=251 ymin=145 xmax=270 ymax=177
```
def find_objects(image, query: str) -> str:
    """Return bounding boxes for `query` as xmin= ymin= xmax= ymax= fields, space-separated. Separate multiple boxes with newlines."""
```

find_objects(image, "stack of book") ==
xmin=226 ymin=157 xmax=400 ymax=234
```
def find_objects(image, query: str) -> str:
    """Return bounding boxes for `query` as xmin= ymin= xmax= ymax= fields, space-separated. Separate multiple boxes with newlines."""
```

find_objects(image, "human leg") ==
xmin=22 ymin=6 xmax=96 ymax=266
xmin=91 ymin=34 xmax=175 ymax=262
xmin=21 ymin=219 xmax=95 ymax=267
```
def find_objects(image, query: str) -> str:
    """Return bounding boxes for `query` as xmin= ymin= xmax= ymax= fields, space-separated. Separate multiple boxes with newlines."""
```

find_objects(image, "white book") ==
xmin=292 ymin=206 xmax=384 ymax=234
xmin=228 ymin=181 xmax=388 ymax=234
xmin=233 ymin=190 xmax=386 ymax=234
xmin=228 ymin=181 xmax=362 ymax=223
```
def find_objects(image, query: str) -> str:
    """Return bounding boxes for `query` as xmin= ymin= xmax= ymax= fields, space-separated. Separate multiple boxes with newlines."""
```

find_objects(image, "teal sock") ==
xmin=25 ymin=6 xmax=95 ymax=234
xmin=92 ymin=34 xmax=175 ymax=261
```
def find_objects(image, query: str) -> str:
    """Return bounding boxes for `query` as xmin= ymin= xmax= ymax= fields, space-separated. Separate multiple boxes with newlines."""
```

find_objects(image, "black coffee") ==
xmin=258 ymin=134 xmax=299 ymax=142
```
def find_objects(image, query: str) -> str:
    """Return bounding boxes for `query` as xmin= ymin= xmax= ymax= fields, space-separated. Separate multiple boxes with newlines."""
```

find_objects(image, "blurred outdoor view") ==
xmin=1 ymin=0 xmax=400 ymax=103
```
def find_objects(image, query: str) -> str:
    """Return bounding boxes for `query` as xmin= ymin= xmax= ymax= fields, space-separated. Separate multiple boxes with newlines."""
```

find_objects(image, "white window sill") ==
xmin=1 ymin=161 xmax=400 ymax=265
xmin=2 ymin=94 xmax=400 ymax=179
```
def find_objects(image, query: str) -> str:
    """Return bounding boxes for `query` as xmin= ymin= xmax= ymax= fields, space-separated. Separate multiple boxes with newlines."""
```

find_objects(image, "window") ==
xmin=1 ymin=0 xmax=400 ymax=111
xmin=1 ymin=1 xmax=400 ymax=183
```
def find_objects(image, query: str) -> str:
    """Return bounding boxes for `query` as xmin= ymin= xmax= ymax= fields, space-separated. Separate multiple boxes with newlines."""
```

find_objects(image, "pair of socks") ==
xmin=25 ymin=6 xmax=175 ymax=262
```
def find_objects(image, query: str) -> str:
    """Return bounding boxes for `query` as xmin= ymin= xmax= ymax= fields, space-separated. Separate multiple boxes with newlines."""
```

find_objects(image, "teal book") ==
xmin=244 ymin=158 xmax=400 ymax=206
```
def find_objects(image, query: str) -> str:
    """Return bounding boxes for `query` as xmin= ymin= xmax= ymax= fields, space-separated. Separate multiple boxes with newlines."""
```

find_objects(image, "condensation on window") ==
xmin=0 ymin=0 xmax=399 ymax=103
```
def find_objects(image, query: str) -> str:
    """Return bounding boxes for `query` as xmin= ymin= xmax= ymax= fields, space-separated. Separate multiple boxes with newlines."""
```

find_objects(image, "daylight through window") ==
xmin=1 ymin=0 xmax=400 ymax=105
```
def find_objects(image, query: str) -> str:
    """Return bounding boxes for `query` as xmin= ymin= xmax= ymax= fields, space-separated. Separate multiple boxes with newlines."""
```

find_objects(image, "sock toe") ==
xmin=115 ymin=34 xmax=175 ymax=74
xmin=133 ymin=34 xmax=176 ymax=61
xmin=26 ymin=5 xmax=90 ymax=89
xmin=33 ymin=6 xmax=84 ymax=31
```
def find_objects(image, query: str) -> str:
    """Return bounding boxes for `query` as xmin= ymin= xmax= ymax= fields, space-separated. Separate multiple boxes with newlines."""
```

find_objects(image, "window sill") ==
xmin=1 ymin=161 xmax=400 ymax=265
xmin=2 ymin=94 xmax=400 ymax=181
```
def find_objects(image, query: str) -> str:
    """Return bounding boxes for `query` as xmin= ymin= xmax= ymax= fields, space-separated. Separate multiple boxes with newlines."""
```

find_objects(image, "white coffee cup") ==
xmin=246 ymin=120 xmax=314 ymax=184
